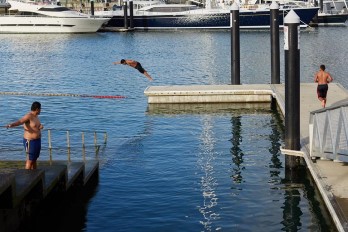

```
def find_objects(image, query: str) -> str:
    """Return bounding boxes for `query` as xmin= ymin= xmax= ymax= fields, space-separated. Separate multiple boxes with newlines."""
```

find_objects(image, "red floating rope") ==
xmin=81 ymin=95 xmax=126 ymax=99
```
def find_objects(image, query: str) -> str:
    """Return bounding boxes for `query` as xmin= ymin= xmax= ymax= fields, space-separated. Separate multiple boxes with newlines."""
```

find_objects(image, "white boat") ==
xmin=315 ymin=0 xmax=348 ymax=26
xmin=0 ymin=0 xmax=110 ymax=33
xmin=268 ymin=0 xmax=348 ymax=26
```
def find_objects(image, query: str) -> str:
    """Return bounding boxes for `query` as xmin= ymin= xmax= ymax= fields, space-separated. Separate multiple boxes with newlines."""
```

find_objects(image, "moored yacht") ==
xmin=98 ymin=0 xmax=319 ymax=30
xmin=315 ymin=0 xmax=348 ymax=26
xmin=0 ymin=0 xmax=110 ymax=33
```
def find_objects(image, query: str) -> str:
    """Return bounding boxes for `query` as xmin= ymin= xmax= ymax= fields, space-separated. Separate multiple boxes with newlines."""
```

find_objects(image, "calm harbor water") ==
xmin=1 ymin=26 xmax=348 ymax=231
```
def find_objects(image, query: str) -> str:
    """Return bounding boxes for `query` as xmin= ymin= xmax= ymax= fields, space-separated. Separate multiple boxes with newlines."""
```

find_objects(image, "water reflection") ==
xmin=268 ymin=103 xmax=284 ymax=181
xmin=281 ymin=186 xmax=303 ymax=231
xmin=301 ymin=170 xmax=336 ymax=232
xmin=230 ymin=116 xmax=245 ymax=184
xmin=197 ymin=115 xmax=220 ymax=231
xmin=22 ymin=174 xmax=99 ymax=232
xmin=268 ymin=104 xmax=336 ymax=231
xmin=280 ymin=168 xmax=337 ymax=231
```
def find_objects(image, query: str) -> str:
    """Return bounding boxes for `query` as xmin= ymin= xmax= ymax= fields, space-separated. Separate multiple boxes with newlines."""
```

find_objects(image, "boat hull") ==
xmin=0 ymin=16 xmax=109 ymax=33
xmin=317 ymin=13 xmax=348 ymax=26
xmin=104 ymin=8 xmax=319 ymax=29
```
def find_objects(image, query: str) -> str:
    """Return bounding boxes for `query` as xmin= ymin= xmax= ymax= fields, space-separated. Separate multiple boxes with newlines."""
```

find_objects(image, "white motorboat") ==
xmin=315 ymin=0 xmax=348 ymax=26
xmin=0 ymin=0 xmax=110 ymax=33
xmin=268 ymin=0 xmax=348 ymax=26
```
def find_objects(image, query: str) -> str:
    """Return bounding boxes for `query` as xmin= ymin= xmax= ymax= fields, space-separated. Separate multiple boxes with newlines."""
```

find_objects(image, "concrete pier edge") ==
xmin=0 ymin=160 xmax=99 ymax=231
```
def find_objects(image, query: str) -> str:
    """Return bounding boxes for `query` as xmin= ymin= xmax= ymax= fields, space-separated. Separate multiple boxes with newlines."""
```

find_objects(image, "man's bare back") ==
xmin=315 ymin=66 xmax=333 ymax=84
xmin=123 ymin=60 xmax=138 ymax=68
xmin=315 ymin=70 xmax=333 ymax=84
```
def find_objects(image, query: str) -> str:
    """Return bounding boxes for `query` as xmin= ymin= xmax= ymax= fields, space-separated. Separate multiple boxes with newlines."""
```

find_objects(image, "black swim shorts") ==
xmin=135 ymin=63 xmax=145 ymax=74
xmin=317 ymin=84 xmax=328 ymax=98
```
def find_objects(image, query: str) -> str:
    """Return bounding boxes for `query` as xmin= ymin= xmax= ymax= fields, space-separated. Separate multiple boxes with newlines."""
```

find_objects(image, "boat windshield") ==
xmin=38 ymin=6 xmax=71 ymax=12
xmin=142 ymin=6 xmax=198 ymax=12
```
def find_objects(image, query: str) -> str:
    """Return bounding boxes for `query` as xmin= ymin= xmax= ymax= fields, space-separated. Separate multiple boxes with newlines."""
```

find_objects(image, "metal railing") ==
xmin=47 ymin=129 xmax=107 ymax=161
xmin=309 ymin=102 xmax=348 ymax=162
xmin=0 ymin=128 xmax=107 ymax=162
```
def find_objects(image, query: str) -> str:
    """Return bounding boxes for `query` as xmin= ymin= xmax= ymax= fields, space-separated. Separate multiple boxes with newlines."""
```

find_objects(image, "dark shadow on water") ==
xmin=230 ymin=115 xmax=245 ymax=184
xmin=19 ymin=174 xmax=99 ymax=232
xmin=269 ymin=101 xmax=337 ymax=231
xmin=269 ymin=100 xmax=284 ymax=177
xmin=281 ymin=168 xmax=337 ymax=232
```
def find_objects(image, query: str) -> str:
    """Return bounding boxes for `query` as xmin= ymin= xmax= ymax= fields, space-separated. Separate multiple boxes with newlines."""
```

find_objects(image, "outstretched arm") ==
xmin=113 ymin=61 xmax=121 ymax=65
xmin=6 ymin=113 xmax=30 ymax=128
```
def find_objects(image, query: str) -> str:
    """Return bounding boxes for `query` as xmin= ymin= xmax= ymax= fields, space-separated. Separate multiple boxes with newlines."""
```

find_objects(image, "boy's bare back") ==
xmin=315 ymin=65 xmax=333 ymax=84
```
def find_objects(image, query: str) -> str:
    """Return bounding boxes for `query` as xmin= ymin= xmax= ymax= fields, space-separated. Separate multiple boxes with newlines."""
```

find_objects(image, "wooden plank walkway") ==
xmin=145 ymin=82 xmax=348 ymax=231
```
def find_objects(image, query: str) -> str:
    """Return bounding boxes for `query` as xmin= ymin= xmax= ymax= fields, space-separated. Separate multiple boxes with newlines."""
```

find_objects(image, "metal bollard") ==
xmin=91 ymin=0 xmax=94 ymax=16
xmin=104 ymin=132 xmax=108 ymax=144
xmin=270 ymin=2 xmax=280 ymax=84
xmin=48 ymin=129 xmax=53 ymax=161
xmin=129 ymin=0 xmax=134 ymax=29
xmin=284 ymin=10 xmax=301 ymax=169
xmin=67 ymin=131 xmax=71 ymax=161
xmin=230 ymin=2 xmax=240 ymax=85
xmin=123 ymin=0 xmax=128 ymax=29
xmin=82 ymin=132 xmax=85 ymax=148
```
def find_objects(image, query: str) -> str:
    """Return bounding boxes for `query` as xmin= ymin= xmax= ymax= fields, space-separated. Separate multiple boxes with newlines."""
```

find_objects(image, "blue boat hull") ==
xmin=105 ymin=8 xmax=319 ymax=29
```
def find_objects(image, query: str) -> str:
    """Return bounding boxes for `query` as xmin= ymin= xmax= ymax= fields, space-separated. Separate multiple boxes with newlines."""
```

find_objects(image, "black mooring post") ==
xmin=90 ymin=0 xmax=94 ymax=16
xmin=284 ymin=10 xmax=301 ymax=169
xmin=319 ymin=0 xmax=323 ymax=12
xmin=230 ymin=2 xmax=240 ymax=85
xmin=270 ymin=2 xmax=280 ymax=84
xmin=129 ymin=0 xmax=134 ymax=29
xmin=123 ymin=0 xmax=128 ymax=29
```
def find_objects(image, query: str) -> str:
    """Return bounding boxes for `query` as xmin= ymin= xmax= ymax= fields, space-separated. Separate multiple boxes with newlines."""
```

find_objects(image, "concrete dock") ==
xmin=145 ymin=83 xmax=348 ymax=231
xmin=0 ymin=160 xmax=99 ymax=231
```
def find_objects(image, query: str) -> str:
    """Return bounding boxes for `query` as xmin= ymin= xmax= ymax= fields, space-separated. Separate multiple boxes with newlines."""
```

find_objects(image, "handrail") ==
xmin=311 ymin=100 xmax=348 ymax=114
xmin=309 ymin=103 xmax=348 ymax=162
xmin=47 ymin=129 xmax=107 ymax=161
xmin=1 ymin=128 xmax=107 ymax=161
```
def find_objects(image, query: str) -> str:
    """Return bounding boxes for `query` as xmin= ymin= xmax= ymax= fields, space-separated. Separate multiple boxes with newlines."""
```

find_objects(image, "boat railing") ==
xmin=309 ymin=102 xmax=348 ymax=162
xmin=322 ymin=0 xmax=348 ymax=14
xmin=137 ymin=6 xmax=205 ymax=15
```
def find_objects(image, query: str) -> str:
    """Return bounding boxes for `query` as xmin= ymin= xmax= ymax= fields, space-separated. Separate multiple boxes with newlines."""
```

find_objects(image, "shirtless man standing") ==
xmin=314 ymin=64 xmax=333 ymax=108
xmin=6 ymin=102 xmax=43 ymax=169
xmin=113 ymin=59 xmax=153 ymax=81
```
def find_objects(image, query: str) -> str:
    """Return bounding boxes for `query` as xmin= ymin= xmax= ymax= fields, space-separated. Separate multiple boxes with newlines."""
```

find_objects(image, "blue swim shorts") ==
xmin=23 ymin=138 xmax=41 ymax=161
